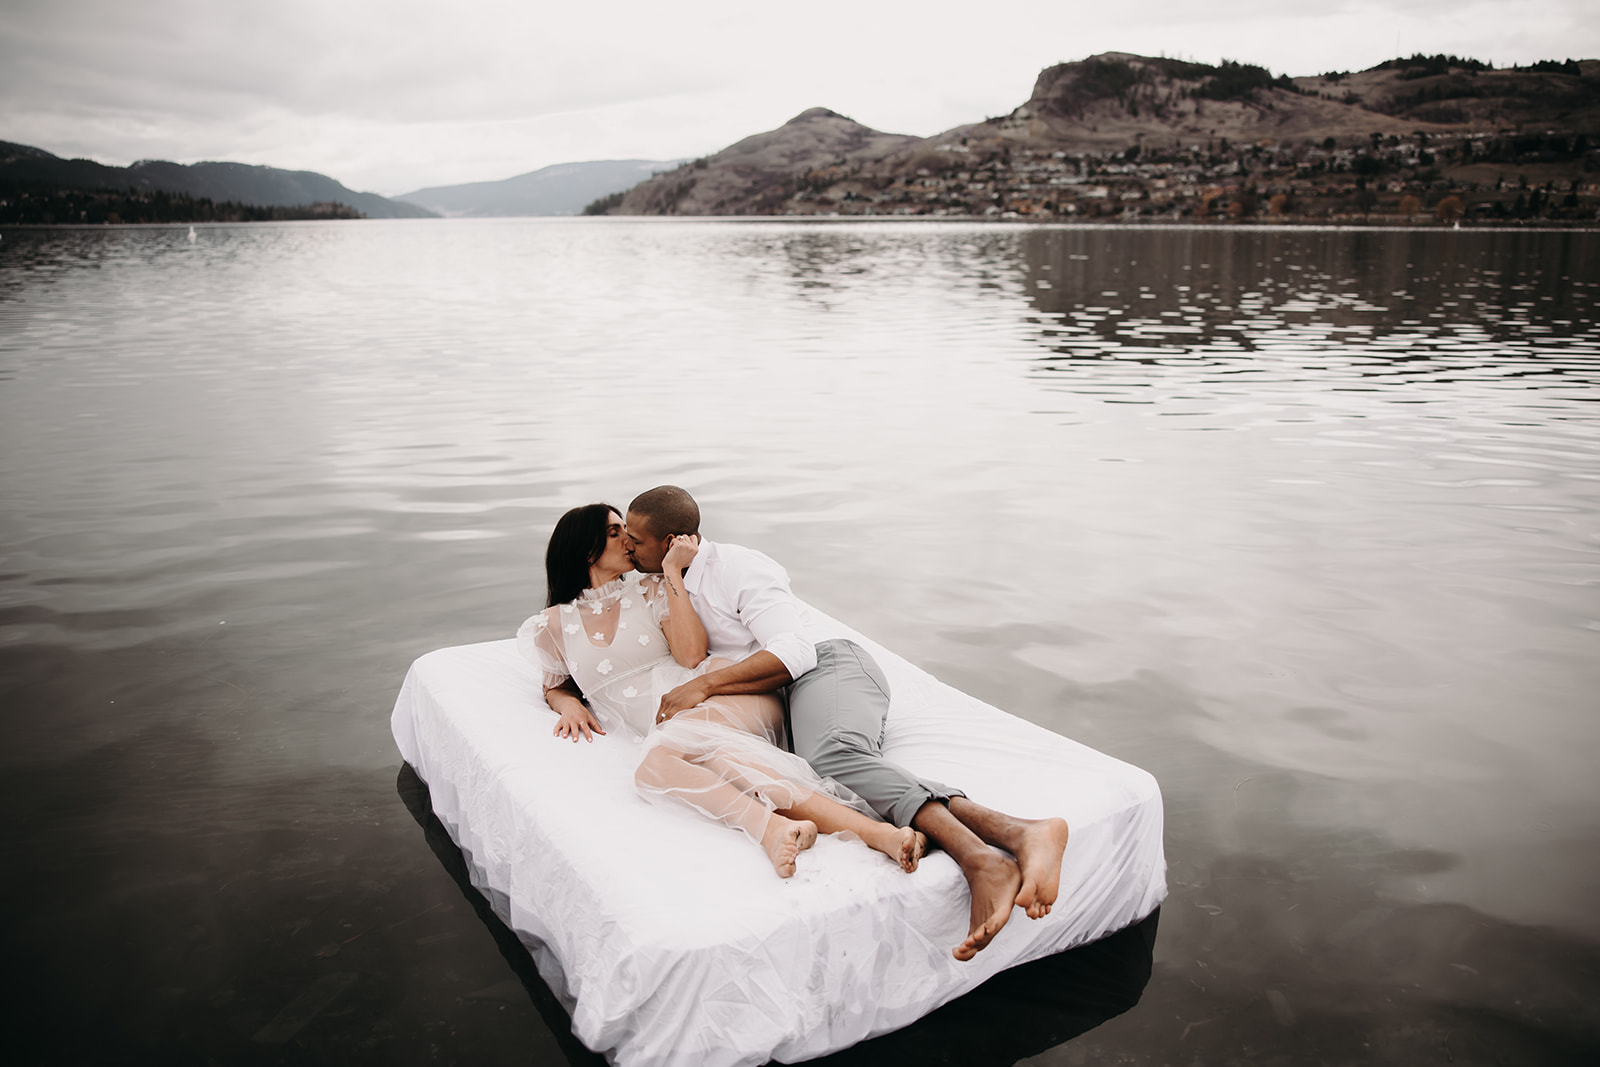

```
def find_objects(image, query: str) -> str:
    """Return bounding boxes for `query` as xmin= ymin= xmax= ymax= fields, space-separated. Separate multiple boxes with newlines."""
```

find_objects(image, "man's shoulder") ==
xmin=698 ymin=540 xmax=791 ymax=584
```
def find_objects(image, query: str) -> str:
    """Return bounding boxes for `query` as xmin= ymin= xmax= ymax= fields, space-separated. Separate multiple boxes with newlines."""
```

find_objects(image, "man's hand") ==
xmin=656 ymin=678 xmax=711 ymax=725
xmin=553 ymin=703 xmax=605 ymax=742
xmin=662 ymin=533 xmax=700 ymax=573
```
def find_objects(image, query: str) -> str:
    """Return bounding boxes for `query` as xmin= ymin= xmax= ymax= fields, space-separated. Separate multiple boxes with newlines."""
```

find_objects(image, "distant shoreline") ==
xmin=6 ymin=216 xmax=1597 ymax=231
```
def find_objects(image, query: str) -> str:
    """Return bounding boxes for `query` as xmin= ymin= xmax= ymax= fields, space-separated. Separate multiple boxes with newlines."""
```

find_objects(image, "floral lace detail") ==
xmin=520 ymin=572 xmax=677 ymax=738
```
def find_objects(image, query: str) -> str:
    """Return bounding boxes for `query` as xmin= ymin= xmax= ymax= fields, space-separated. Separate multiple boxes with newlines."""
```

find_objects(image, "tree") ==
xmin=1399 ymin=194 xmax=1422 ymax=216
xmin=1435 ymin=195 xmax=1464 ymax=224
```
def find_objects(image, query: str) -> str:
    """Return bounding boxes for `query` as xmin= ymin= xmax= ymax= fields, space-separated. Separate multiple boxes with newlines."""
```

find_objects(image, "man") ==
xmin=624 ymin=485 xmax=1069 ymax=961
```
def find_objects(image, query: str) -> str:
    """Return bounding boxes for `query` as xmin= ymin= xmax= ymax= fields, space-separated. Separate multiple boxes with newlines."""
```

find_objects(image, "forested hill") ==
xmin=0 ymin=141 xmax=434 ymax=220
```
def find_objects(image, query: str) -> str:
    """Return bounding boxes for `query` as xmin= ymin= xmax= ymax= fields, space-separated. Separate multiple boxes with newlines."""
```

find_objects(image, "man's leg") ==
xmin=910 ymin=800 xmax=1022 ymax=960
xmin=947 ymin=797 xmax=1070 ymax=919
xmin=786 ymin=640 xmax=958 ymax=826
xmin=789 ymin=639 xmax=1021 ymax=959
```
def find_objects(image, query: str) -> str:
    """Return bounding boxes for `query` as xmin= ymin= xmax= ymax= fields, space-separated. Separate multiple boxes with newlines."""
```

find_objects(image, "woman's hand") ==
xmin=662 ymin=533 xmax=700 ymax=573
xmin=554 ymin=703 xmax=605 ymax=742
xmin=546 ymin=684 xmax=605 ymax=742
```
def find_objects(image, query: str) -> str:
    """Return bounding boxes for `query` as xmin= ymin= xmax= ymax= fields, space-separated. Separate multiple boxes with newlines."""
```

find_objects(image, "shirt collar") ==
xmin=682 ymin=538 xmax=719 ymax=594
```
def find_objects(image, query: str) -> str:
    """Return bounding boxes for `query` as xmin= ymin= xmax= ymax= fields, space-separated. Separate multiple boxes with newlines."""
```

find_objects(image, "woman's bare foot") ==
xmin=760 ymin=816 xmax=818 ymax=878
xmin=954 ymin=850 xmax=1022 ymax=961
xmin=1013 ymin=818 xmax=1070 ymax=919
xmin=864 ymin=825 xmax=928 ymax=873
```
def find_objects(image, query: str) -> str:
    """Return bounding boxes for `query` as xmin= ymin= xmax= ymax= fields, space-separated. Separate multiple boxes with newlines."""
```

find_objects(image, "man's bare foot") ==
xmin=863 ymin=825 xmax=927 ymax=873
xmin=954 ymin=850 xmax=1022 ymax=961
xmin=1013 ymin=818 xmax=1070 ymax=919
xmin=760 ymin=816 xmax=818 ymax=878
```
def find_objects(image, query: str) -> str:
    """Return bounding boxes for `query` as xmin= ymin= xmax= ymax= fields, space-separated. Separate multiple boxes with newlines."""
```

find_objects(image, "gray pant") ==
xmin=787 ymin=638 xmax=963 ymax=828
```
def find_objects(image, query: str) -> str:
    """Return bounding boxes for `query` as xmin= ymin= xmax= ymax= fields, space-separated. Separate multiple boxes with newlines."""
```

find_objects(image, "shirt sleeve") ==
xmin=515 ymin=609 xmax=571 ymax=690
xmin=733 ymin=553 xmax=818 ymax=681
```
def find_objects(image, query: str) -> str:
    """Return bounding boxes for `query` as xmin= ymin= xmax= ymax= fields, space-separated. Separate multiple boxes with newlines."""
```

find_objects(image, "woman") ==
xmin=518 ymin=503 xmax=924 ymax=877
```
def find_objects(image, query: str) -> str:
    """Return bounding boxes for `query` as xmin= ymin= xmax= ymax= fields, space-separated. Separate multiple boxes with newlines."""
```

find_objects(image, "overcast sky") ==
xmin=2 ymin=0 xmax=1595 ymax=196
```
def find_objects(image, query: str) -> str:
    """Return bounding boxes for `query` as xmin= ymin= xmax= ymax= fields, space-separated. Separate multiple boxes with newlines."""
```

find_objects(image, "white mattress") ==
xmin=391 ymin=610 xmax=1166 ymax=1067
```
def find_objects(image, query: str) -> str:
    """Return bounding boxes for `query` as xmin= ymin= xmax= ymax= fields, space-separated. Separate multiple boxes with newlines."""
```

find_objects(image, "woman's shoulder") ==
xmin=517 ymin=604 xmax=567 ymax=633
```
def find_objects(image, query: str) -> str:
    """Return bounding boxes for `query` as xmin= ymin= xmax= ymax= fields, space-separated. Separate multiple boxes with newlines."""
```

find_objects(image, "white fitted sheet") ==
xmin=391 ymin=612 xmax=1166 ymax=1067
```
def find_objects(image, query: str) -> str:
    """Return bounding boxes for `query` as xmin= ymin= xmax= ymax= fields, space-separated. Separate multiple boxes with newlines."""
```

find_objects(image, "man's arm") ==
xmin=656 ymin=558 xmax=816 ymax=719
xmin=656 ymin=650 xmax=793 ymax=719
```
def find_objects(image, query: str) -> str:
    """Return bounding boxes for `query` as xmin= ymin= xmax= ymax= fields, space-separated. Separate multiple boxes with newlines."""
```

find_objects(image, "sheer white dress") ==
xmin=516 ymin=573 xmax=873 ymax=846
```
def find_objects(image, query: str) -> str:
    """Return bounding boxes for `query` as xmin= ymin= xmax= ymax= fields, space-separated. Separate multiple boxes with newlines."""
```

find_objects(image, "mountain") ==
xmin=958 ymin=53 xmax=1452 ymax=152
xmin=613 ymin=108 xmax=922 ymax=215
xmin=0 ymin=141 xmax=434 ymax=219
xmin=1294 ymin=56 xmax=1600 ymax=130
xmin=395 ymin=159 xmax=684 ymax=217
xmin=593 ymin=53 xmax=1600 ymax=219
xmin=966 ymin=52 xmax=1600 ymax=151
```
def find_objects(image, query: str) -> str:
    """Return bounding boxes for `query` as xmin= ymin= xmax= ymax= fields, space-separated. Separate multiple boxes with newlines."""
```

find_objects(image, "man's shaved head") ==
xmin=627 ymin=485 xmax=700 ymax=538
xmin=624 ymin=486 xmax=701 ymax=573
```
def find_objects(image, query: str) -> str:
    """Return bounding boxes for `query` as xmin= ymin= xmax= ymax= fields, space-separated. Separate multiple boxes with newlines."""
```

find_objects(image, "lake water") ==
xmin=1 ymin=219 xmax=1597 ymax=1065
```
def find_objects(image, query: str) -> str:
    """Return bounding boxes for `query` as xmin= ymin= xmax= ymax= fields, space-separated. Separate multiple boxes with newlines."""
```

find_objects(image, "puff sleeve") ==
xmin=516 ymin=609 xmax=571 ymax=689
xmin=642 ymin=574 xmax=673 ymax=627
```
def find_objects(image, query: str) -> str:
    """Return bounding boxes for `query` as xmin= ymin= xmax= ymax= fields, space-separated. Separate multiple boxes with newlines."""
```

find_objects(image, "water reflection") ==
xmin=2 ymin=219 xmax=1597 ymax=1064
xmin=1011 ymin=228 xmax=1600 ymax=410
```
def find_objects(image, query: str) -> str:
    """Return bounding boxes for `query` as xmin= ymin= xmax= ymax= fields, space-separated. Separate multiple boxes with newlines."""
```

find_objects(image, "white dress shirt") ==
xmin=680 ymin=539 xmax=818 ymax=681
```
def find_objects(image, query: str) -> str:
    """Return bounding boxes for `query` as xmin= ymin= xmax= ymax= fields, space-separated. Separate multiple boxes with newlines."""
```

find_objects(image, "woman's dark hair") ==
xmin=545 ymin=503 xmax=621 ymax=607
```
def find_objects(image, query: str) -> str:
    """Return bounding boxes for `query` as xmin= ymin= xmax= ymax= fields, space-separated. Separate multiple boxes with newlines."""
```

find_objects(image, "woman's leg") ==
xmin=673 ymin=697 xmax=925 ymax=873
xmin=778 ymin=792 xmax=926 ymax=873
xmin=634 ymin=742 xmax=817 ymax=877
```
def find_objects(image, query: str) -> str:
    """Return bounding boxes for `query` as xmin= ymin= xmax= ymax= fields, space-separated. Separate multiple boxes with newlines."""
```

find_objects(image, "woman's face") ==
xmin=592 ymin=511 xmax=633 ymax=576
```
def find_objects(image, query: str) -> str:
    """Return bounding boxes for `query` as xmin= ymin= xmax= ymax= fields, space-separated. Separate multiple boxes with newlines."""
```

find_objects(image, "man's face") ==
xmin=624 ymin=512 xmax=669 ymax=574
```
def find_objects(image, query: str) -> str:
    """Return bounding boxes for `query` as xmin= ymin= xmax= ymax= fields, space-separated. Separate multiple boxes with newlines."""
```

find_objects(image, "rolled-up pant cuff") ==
xmin=885 ymin=782 xmax=967 ymax=830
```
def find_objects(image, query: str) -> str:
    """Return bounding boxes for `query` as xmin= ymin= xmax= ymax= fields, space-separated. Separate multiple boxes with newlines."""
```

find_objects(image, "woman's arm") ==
xmin=658 ymin=535 xmax=709 ymax=667
xmin=519 ymin=611 xmax=604 ymax=742
xmin=544 ymin=677 xmax=605 ymax=742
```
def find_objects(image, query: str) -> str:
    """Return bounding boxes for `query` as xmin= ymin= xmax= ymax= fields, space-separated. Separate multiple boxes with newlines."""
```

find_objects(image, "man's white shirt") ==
xmin=676 ymin=539 xmax=818 ymax=681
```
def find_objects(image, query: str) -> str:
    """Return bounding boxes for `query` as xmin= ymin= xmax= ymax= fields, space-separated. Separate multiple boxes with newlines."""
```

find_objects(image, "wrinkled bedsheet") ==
xmin=391 ymin=611 xmax=1166 ymax=1067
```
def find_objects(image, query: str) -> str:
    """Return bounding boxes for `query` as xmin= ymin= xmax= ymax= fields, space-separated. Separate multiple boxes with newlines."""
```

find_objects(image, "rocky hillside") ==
xmin=611 ymin=108 xmax=921 ymax=215
xmin=1295 ymin=56 xmax=1600 ymax=130
xmin=593 ymin=53 xmax=1599 ymax=219
xmin=0 ymin=141 xmax=434 ymax=219
xmin=960 ymin=53 xmax=1450 ymax=153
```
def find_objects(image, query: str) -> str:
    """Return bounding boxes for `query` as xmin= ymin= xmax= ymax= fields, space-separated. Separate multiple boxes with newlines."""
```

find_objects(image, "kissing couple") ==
xmin=518 ymin=486 xmax=1070 ymax=960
